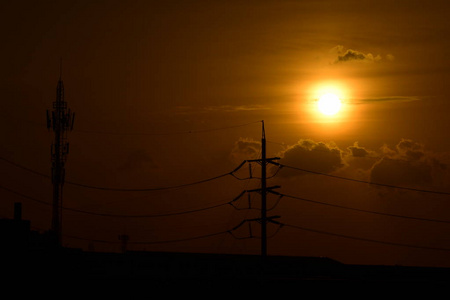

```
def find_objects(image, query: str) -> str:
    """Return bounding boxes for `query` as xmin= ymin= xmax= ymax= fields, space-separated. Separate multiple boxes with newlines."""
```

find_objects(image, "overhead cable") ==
xmin=276 ymin=163 xmax=450 ymax=196
xmin=276 ymin=192 xmax=450 ymax=224
xmin=0 ymin=184 xmax=242 ymax=218
xmin=281 ymin=222 xmax=450 ymax=252
xmin=1 ymin=156 xmax=249 ymax=192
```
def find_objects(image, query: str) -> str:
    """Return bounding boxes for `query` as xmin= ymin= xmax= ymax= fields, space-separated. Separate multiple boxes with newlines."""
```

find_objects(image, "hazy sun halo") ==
xmin=318 ymin=93 xmax=342 ymax=115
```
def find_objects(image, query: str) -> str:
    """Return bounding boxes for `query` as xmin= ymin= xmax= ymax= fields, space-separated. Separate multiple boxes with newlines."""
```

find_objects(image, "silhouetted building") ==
xmin=1 ymin=203 xmax=30 ymax=251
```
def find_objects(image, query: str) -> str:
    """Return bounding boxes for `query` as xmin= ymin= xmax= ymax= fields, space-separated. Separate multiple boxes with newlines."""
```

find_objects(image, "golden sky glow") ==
xmin=1 ymin=0 xmax=450 ymax=269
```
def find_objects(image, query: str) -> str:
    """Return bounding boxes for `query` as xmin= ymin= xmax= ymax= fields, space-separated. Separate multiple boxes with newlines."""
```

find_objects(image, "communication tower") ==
xmin=46 ymin=69 xmax=75 ymax=246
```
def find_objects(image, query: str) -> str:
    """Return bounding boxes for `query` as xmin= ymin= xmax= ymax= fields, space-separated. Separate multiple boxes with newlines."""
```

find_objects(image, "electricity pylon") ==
xmin=246 ymin=120 xmax=280 ymax=258
xmin=46 ymin=70 xmax=74 ymax=246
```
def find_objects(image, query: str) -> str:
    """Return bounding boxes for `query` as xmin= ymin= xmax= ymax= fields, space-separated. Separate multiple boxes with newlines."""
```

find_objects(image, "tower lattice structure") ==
xmin=46 ymin=75 xmax=74 ymax=246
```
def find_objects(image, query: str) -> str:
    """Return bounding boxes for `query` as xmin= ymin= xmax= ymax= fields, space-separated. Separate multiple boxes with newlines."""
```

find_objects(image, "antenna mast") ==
xmin=46 ymin=63 xmax=75 ymax=246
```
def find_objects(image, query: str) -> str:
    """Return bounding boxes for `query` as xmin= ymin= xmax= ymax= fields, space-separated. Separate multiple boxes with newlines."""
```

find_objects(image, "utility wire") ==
xmin=3 ymin=155 xmax=449 ymax=222
xmin=277 ymin=163 xmax=450 ymax=196
xmin=0 ymin=157 xmax=51 ymax=179
xmin=66 ymin=172 xmax=232 ymax=191
xmin=64 ymin=230 xmax=232 ymax=245
xmin=0 ymin=185 xmax=51 ymax=207
xmin=0 ymin=184 xmax=239 ymax=218
xmin=20 ymin=214 xmax=450 ymax=252
xmin=6 ymin=181 xmax=450 ymax=252
xmin=0 ymin=156 xmax=247 ymax=192
xmin=281 ymin=222 xmax=450 ymax=252
xmin=277 ymin=192 xmax=450 ymax=224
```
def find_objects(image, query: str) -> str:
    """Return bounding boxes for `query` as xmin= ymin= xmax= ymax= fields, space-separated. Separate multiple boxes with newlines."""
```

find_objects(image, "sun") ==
xmin=317 ymin=93 xmax=342 ymax=115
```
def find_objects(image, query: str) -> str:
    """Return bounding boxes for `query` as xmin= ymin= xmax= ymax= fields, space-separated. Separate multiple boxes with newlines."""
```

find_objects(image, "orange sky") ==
xmin=1 ymin=0 xmax=450 ymax=268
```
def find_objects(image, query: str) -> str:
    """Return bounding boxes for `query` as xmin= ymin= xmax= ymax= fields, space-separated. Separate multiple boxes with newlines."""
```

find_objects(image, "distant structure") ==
xmin=46 ymin=66 xmax=75 ymax=246
xmin=119 ymin=234 xmax=130 ymax=253
xmin=245 ymin=121 xmax=280 ymax=259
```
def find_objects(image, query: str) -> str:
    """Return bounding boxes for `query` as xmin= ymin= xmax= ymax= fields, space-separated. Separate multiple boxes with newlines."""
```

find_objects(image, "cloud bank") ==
xmin=370 ymin=139 xmax=447 ymax=188
xmin=232 ymin=137 xmax=448 ymax=191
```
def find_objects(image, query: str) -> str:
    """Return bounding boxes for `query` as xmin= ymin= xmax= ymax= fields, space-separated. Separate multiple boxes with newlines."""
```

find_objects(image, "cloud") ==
xmin=278 ymin=139 xmax=344 ymax=177
xmin=370 ymin=157 xmax=433 ymax=187
xmin=337 ymin=49 xmax=381 ymax=63
xmin=396 ymin=139 xmax=426 ymax=160
xmin=268 ymin=138 xmax=448 ymax=191
xmin=204 ymin=105 xmax=270 ymax=112
xmin=348 ymin=142 xmax=370 ymax=158
xmin=353 ymin=96 xmax=421 ymax=104
xmin=369 ymin=139 xmax=447 ymax=188
xmin=386 ymin=54 xmax=395 ymax=61
xmin=229 ymin=138 xmax=261 ymax=164
xmin=331 ymin=45 xmax=391 ymax=64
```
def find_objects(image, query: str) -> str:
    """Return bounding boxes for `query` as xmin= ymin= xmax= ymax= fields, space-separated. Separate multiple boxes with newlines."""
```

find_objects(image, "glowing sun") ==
xmin=317 ymin=93 xmax=342 ymax=115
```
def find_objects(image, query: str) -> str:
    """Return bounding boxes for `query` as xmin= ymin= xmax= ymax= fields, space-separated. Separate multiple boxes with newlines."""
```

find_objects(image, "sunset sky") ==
xmin=1 ymin=0 xmax=450 ymax=268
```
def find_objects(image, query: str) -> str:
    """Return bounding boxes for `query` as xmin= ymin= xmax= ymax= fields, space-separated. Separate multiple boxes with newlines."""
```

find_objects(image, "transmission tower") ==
xmin=46 ymin=68 xmax=75 ymax=246
xmin=246 ymin=121 xmax=280 ymax=259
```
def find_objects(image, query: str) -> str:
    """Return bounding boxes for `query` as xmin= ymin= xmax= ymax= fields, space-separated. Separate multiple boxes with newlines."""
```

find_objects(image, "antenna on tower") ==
xmin=47 ymin=61 xmax=74 ymax=247
xmin=59 ymin=57 xmax=63 ymax=80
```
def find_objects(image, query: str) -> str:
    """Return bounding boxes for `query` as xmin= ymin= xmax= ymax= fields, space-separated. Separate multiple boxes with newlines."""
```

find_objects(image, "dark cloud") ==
xmin=336 ymin=49 xmax=381 ymax=63
xmin=331 ymin=45 xmax=391 ymax=64
xmin=369 ymin=139 xmax=447 ymax=188
xmin=229 ymin=138 xmax=261 ymax=163
xmin=273 ymin=138 xmax=448 ymax=190
xmin=278 ymin=139 xmax=344 ymax=177
xmin=396 ymin=139 xmax=425 ymax=161
xmin=370 ymin=157 xmax=433 ymax=187
xmin=348 ymin=142 xmax=370 ymax=158
xmin=353 ymin=96 xmax=421 ymax=104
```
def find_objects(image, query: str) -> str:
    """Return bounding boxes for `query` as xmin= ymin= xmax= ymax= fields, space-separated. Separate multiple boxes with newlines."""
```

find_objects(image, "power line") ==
xmin=66 ymin=172 xmax=232 ymax=192
xmin=281 ymin=222 xmax=450 ymax=252
xmin=0 ymin=156 xmax=248 ymax=192
xmin=19 ymin=212 xmax=450 ymax=252
xmin=64 ymin=229 xmax=232 ymax=245
xmin=3 ymin=154 xmax=449 ymax=221
xmin=5 ymin=182 xmax=450 ymax=252
xmin=0 ymin=184 xmax=241 ymax=218
xmin=0 ymin=185 xmax=51 ymax=207
xmin=277 ymin=192 xmax=450 ymax=224
xmin=276 ymin=163 xmax=450 ymax=196
xmin=0 ymin=157 xmax=51 ymax=179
